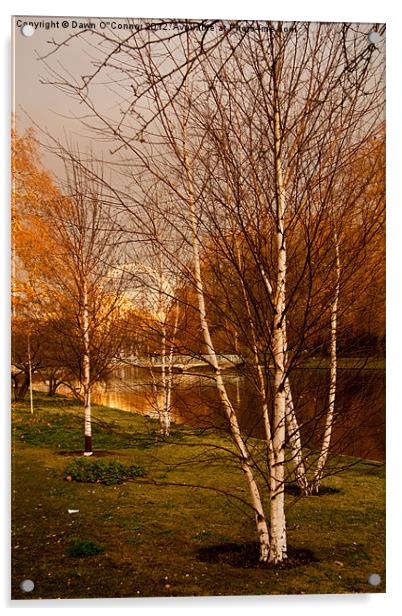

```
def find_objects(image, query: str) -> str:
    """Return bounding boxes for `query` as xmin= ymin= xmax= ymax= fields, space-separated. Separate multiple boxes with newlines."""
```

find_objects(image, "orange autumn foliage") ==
xmin=12 ymin=128 xmax=66 ymax=315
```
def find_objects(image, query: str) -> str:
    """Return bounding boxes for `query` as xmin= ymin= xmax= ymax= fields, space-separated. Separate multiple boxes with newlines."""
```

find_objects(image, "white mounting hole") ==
xmin=368 ymin=31 xmax=381 ymax=45
xmin=20 ymin=579 xmax=34 ymax=592
xmin=21 ymin=24 xmax=35 ymax=37
xmin=368 ymin=573 xmax=381 ymax=586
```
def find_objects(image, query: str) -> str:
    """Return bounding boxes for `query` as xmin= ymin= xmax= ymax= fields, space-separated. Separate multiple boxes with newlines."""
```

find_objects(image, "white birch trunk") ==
xmin=164 ymin=303 xmax=180 ymax=436
xmin=281 ymin=310 xmax=309 ymax=493
xmin=310 ymin=232 xmax=341 ymax=493
xmin=82 ymin=279 xmax=92 ymax=456
xmin=27 ymin=332 xmax=34 ymax=415
xmin=269 ymin=96 xmax=288 ymax=563
xmin=284 ymin=377 xmax=309 ymax=493
xmin=149 ymin=365 xmax=164 ymax=435
xmin=159 ymin=319 xmax=169 ymax=435
xmin=184 ymin=140 xmax=270 ymax=562
xmin=260 ymin=263 xmax=308 ymax=494
xmin=163 ymin=384 xmax=172 ymax=436
xmin=236 ymin=249 xmax=276 ymax=484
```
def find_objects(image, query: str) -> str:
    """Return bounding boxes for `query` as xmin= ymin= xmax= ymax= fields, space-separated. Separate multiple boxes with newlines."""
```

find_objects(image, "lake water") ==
xmin=92 ymin=365 xmax=385 ymax=462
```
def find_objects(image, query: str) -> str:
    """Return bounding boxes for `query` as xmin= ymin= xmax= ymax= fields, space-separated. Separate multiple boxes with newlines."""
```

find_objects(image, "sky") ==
xmin=13 ymin=17 xmax=119 ymax=176
xmin=12 ymin=16 xmax=385 ymax=184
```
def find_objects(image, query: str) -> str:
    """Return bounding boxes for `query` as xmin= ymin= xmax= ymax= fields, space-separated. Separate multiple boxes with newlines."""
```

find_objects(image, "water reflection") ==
xmin=92 ymin=365 xmax=385 ymax=462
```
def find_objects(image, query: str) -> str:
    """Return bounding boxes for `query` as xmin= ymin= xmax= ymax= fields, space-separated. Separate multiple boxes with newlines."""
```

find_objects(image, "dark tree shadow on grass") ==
xmin=197 ymin=542 xmax=317 ymax=569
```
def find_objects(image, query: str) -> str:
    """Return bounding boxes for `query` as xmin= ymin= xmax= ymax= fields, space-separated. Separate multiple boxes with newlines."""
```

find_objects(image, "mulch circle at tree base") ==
xmin=285 ymin=484 xmax=342 ymax=497
xmin=197 ymin=542 xmax=317 ymax=569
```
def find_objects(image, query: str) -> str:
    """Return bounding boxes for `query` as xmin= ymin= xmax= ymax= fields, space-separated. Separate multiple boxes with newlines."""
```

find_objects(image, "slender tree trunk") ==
xmin=284 ymin=377 xmax=309 ymax=494
xmin=184 ymin=140 xmax=270 ymax=562
xmin=149 ymin=362 xmax=160 ymax=415
xmin=82 ymin=279 xmax=92 ymax=456
xmin=261 ymin=260 xmax=309 ymax=494
xmin=159 ymin=319 xmax=169 ymax=436
xmin=27 ymin=333 xmax=34 ymax=415
xmin=282 ymin=309 xmax=309 ymax=494
xmin=164 ymin=303 xmax=180 ymax=436
xmin=236 ymin=249 xmax=276 ymax=489
xmin=310 ymin=232 xmax=341 ymax=493
xmin=269 ymin=90 xmax=288 ymax=564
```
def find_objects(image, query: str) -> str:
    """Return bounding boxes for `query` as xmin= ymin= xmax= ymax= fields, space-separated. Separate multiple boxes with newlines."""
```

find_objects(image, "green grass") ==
xmin=11 ymin=393 xmax=385 ymax=599
xmin=66 ymin=539 xmax=105 ymax=557
xmin=64 ymin=458 xmax=145 ymax=485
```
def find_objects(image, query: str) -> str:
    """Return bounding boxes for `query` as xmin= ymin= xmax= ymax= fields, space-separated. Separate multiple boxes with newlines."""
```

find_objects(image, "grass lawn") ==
xmin=11 ymin=393 xmax=385 ymax=599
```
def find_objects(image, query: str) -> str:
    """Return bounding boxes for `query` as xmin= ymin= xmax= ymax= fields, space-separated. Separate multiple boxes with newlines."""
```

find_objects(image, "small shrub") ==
xmin=64 ymin=458 xmax=145 ymax=485
xmin=66 ymin=539 xmax=104 ymax=557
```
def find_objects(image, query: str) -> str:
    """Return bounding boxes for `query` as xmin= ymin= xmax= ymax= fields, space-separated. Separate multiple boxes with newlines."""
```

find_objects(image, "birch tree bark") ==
xmin=284 ymin=377 xmax=308 ymax=493
xmin=310 ymin=231 xmax=341 ymax=492
xmin=260 ymin=264 xmax=308 ymax=494
xmin=163 ymin=303 xmax=180 ymax=436
xmin=82 ymin=278 xmax=92 ymax=455
xmin=269 ymin=81 xmax=288 ymax=562
xmin=159 ymin=319 xmax=169 ymax=436
xmin=27 ymin=331 xmax=34 ymax=415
